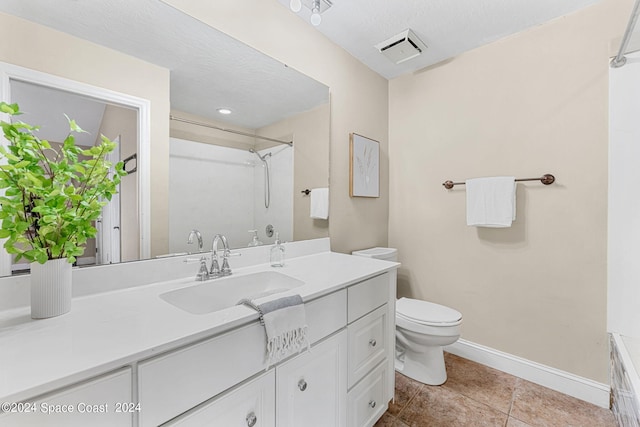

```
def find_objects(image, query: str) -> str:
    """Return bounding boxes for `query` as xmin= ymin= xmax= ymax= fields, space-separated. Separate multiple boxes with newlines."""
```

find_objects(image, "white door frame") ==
xmin=0 ymin=62 xmax=151 ymax=275
xmin=97 ymin=136 xmax=122 ymax=265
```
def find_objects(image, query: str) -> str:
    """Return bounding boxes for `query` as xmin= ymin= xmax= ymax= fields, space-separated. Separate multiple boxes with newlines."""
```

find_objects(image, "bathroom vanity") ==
xmin=0 ymin=239 xmax=398 ymax=427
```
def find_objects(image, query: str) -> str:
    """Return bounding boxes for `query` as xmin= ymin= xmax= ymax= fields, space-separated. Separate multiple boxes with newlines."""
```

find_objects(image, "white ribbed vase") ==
xmin=30 ymin=259 xmax=72 ymax=319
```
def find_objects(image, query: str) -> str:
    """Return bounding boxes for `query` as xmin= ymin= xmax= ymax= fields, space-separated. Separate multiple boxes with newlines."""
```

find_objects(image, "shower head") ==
xmin=249 ymin=148 xmax=271 ymax=161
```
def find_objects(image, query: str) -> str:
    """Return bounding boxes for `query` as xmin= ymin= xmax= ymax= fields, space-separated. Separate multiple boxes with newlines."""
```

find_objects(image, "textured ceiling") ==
xmin=0 ymin=0 xmax=329 ymax=130
xmin=276 ymin=0 xmax=602 ymax=79
xmin=0 ymin=0 xmax=606 ymax=129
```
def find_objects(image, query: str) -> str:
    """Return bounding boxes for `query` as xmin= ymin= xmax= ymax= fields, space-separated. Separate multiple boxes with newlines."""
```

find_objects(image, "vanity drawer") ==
xmin=164 ymin=370 xmax=275 ymax=427
xmin=138 ymin=323 xmax=267 ymax=427
xmin=0 ymin=368 xmax=132 ymax=427
xmin=347 ymin=273 xmax=389 ymax=323
xmin=306 ymin=289 xmax=347 ymax=344
xmin=348 ymin=305 xmax=388 ymax=388
xmin=347 ymin=361 xmax=387 ymax=427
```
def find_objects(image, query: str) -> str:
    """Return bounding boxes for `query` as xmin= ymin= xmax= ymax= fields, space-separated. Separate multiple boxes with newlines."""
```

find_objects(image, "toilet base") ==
xmin=395 ymin=345 xmax=447 ymax=386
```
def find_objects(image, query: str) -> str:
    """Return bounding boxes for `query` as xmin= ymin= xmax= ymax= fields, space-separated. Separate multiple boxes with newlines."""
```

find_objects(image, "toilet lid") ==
xmin=396 ymin=297 xmax=462 ymax=325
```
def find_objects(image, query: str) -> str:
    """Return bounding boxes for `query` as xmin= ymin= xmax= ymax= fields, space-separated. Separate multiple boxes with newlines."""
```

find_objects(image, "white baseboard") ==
xmin=445 ymin=339 xmax=610 ymax=408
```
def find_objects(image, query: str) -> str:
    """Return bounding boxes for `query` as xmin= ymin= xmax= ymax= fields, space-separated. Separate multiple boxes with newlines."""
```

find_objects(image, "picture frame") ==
xmin=349 ymin=133 xmax=380 ymax=198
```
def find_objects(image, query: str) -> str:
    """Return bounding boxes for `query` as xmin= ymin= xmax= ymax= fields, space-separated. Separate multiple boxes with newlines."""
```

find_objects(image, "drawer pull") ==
xmin=298 ymin=379 xmax=308 ymax=391
xmin=369 ymin=400 xmax=376 ymax=409
xmin=369 ymin=339 xmax=377 ymax=347
xmin=246 ymin=412 xmax=257 ymax=427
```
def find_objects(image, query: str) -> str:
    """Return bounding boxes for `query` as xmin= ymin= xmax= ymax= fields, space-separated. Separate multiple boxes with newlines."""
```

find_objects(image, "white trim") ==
xmin=0 ymin=61 xmax=151 ymax=261
xmin=0 ymin=70 xmax=12 ymax=276
xmin=445 ymin=338 xmax=610 ymax=408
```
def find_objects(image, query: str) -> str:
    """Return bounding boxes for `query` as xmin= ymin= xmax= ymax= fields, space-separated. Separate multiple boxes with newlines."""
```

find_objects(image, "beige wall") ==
xmin=170 ymin=109 xmax=257 ymax=150
xmin=163 ymin=0 xmax=389 ymax=254
xmin=389 ymin=0 xmax=631 ymax=383
xmin=258 ymin=103 xmax=331 ymax=242
xmin=0 ymin=12 xmax=171 ymax=258
xmin=98 ymin=105 xmax=139 ymax=262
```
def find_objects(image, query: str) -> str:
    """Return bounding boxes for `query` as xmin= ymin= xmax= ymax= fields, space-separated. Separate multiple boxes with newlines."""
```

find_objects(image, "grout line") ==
xmin=391 ymin=375 xmax=424 ymax=422
xmin=508 ymin=377 xmax=519 ymax=417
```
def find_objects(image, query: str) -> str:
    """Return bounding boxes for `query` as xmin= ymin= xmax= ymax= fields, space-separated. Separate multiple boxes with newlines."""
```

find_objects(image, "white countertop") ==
xmin=0 ymin=250 xmax=397 ymax=402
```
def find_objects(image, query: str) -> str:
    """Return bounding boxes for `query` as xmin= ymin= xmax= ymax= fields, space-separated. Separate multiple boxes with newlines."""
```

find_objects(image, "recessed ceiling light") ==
xmin=217 ymin=108 xmax=232 ymax=115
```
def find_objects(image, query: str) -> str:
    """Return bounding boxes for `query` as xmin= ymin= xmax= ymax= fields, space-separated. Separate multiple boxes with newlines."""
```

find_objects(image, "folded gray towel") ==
xmin=239 ymin=293 xmax=309 ymax=366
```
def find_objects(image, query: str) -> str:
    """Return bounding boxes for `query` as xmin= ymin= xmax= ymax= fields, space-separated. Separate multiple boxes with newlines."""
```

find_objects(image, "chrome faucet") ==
xmin=210 ymin=234 xmax=236 ymax=278
xmin=187 ymin=229 xmax=203 ymax=252
xmin=185 ymin=233 xmax=240 ymax=281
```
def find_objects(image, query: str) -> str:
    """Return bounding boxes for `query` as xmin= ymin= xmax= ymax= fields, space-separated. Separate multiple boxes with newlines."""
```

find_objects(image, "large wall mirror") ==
xmin=0 ymin=0 xmax=330 ymax=276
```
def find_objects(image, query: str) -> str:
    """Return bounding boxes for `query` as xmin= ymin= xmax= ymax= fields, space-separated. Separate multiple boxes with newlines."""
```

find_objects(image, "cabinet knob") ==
xmin=369 ymin=338 xmax=377 ymax=347
xmin=246 ymin=412 xmax=257 ymax=427
xmin=298 ymin=379 xmax=308 ymax=391
xmin=369 ymin=400 xmax=376 ymax=409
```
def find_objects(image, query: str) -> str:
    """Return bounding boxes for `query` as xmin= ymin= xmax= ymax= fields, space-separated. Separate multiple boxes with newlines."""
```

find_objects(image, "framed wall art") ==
xmin=349 ymin=133 xmax=380 ymax=198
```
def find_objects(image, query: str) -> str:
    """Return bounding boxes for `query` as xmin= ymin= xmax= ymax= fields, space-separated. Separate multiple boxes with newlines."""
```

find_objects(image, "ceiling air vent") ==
xmin=375 ymin=29 xmax=427 ymax=64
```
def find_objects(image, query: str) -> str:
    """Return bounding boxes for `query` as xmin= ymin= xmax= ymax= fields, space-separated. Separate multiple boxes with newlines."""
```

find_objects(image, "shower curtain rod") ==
xmin=611 ymin=0 xmax=640 ymax=68
xmin=169 ymin=115 xmax=293 ymax=146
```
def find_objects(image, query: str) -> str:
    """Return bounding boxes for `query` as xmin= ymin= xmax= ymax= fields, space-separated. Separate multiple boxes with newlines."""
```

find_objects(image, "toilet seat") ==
xmin=396 ymin=297 xmax=462 ymax=326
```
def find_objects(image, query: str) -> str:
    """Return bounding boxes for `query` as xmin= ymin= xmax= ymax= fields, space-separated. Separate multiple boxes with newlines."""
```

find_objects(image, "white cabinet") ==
xmin=348 ymin=305 xmax=388 ymax=388
xmin=276 ymin=330 xmax=347 ymax=427
xmin=346 ymin=272 xmax=395 ymax=427
xmin=0 ymin=368 xmax=132 ymax=427
xmin=347 ymin=273 xmax=389 ymax=323
xmin=138 ymin=289 xmax=347 ymax=427
xmin=138 ymin=322 xmax=268 ymax=427
xmin=2 ymin=266 xmax=396 ymax=427
xmin=347 ymin=362 xmax=387 ymax=427
xmin=164 ymin=371 xmax=275 ymax=427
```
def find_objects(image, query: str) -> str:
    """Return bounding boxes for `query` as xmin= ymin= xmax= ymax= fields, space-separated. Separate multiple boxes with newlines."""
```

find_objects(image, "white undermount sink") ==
xmin=160 ymin=271 xmax=305 ymax=314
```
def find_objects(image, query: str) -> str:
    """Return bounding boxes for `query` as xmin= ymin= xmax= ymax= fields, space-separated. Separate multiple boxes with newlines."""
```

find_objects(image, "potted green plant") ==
xmin=0 ymin=102 xmax=126 ymax=318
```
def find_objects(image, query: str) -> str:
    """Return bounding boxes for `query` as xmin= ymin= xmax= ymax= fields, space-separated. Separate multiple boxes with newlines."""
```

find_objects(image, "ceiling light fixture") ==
xmin=289 ymin=0 xmax=332 ymax=27
xmin=217 ymin=108 xmax=232 ymax=115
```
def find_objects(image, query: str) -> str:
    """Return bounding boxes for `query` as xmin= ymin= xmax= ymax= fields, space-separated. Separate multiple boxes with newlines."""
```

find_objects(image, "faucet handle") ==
xmin=221 ymin=257 xmax=231 ymax=275
xmin=220 ymin=250 xmax=241 ymax=276
xmin=210 ymin=257 xmax=221 ymax=276
xmin=196 ymin=256 xmax=210 ymax=281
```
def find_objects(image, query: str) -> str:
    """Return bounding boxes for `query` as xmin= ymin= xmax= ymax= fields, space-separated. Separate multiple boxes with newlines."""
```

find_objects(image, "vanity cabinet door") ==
xmin=276 ymin=330 xmax=347 ymax=427
xmin=164 ymin=370 xmax=275 ymax=427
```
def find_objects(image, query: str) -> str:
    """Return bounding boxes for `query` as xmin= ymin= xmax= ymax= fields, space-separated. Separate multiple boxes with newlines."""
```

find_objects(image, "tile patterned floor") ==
xmin=375 ymin=353 xmax=617 ymax=427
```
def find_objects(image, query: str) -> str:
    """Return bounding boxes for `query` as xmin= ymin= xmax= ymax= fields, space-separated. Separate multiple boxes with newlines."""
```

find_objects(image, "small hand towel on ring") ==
xmin=238 ymin=293 xmax=309 ymax=366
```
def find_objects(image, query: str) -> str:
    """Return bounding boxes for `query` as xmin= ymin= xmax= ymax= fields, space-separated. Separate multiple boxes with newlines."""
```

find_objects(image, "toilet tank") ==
xmin=352 ymin=247 xmax=398 ymax=262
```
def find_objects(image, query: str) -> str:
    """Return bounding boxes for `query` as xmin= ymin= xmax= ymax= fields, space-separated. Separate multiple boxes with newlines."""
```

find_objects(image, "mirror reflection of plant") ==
xmin=0 ymin=102 xmax=126 ymax=264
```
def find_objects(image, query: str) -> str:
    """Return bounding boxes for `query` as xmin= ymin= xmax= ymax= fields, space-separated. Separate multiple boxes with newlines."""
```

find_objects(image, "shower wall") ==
xmin=168 ymin=137 xmax=293 ymax=253
xmin=608 ymin=50 xmax=640 ymax=338
xmin=252 ymin=146 xmax=293 ymax=245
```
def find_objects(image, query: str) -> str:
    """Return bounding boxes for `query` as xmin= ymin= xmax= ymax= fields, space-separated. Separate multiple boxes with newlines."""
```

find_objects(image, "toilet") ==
xmin=351 ymin=247 xmax=463 ymax=386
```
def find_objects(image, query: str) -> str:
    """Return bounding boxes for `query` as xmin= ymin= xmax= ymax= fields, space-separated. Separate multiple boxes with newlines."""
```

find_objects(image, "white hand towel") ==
xmin=466 ymin=176 xmax=516 ymax=228
xmin=239 ymin=293 xmax=309 ymax=366
xmin=310 ymin=187 xmax=329 ymax=219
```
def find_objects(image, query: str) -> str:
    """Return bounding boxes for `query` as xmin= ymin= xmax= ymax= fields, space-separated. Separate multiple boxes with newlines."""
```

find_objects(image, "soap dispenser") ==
xmin=247 ymin=230 xmax=263 ymax=247
xmin=270 ymin=232 xmax=285 ymax=267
